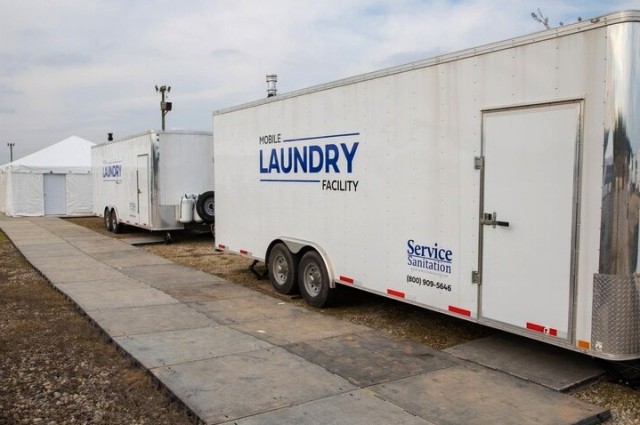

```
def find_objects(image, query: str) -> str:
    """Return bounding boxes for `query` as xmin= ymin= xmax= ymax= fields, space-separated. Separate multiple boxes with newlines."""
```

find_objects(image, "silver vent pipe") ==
xmin=266 ymin=74 xmax=277 ymax=97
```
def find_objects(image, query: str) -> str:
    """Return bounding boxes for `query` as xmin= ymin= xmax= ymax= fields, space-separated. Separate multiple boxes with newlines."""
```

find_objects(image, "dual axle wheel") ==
xmin=103 ymin=207 xmax=122 ymax=233
xmin=267 ymin=243 xmax=334 ymax=307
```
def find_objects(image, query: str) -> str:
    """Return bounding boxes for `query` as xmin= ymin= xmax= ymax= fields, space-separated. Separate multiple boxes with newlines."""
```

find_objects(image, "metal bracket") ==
xmin=472 ymin=270 xmax=480 ymax=285
xmin=474 ymin=156 xmax=484 ymax=170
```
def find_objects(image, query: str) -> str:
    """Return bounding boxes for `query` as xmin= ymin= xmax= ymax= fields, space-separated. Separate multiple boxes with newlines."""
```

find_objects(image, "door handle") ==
xmin=482 ymin=212 xmax=509 ymax=228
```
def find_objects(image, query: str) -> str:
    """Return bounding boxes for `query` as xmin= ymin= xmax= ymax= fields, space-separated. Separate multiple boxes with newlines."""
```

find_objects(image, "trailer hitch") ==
xmin=481 ymin=212 xmax=509 ymax=228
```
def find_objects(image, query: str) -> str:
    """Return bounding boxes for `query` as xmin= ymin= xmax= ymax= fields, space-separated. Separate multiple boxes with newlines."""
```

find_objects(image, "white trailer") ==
xmin=213 ymin=11 xmax=640 ymax=360
xmin=92 ymin=130 xmax=215 ymax=236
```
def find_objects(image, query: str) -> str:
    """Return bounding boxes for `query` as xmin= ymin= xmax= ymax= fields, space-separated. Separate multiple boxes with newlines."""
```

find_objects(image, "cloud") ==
xmin=0 ymin=0 xmax=637 ymax=163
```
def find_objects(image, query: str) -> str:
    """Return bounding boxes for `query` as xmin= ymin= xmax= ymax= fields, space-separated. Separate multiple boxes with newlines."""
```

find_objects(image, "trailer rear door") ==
xmin=479 ymin=102 xmax=581 ymax=340
xmin=137 ymin=154 xmax=150 ymax=225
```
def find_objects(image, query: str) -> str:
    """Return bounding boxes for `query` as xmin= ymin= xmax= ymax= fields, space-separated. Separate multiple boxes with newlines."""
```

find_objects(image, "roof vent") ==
xmin=266 ymin=74 xmax=277 ymax=97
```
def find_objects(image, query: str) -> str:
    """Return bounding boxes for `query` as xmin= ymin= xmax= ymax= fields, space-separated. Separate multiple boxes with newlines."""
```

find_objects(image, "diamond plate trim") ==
xmin=592 ymin=274 xmax=640 ymax=357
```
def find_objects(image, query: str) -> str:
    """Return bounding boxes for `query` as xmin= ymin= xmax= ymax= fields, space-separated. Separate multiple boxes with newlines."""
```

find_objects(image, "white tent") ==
xmin=0 ymin=136 xmax=95 ymax=216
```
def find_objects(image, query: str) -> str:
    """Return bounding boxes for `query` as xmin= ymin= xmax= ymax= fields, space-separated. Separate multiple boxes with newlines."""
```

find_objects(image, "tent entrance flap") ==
xmin=43 ymin=174 xmax=67 ymax=215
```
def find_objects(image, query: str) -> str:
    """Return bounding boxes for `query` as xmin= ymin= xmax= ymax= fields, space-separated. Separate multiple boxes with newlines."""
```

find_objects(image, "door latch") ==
xmin=481 ymin=212 xmax=509 ymax=228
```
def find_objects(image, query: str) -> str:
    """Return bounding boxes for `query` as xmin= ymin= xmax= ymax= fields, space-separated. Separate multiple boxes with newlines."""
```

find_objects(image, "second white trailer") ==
xmin=214 ymin=11 xmax=640 ymax=360
xmin=92 ymin=130 xmax=215 ymax=236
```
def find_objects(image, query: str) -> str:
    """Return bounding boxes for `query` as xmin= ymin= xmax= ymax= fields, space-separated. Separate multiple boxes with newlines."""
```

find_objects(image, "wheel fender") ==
xmin=104 ymin=205 xmax=117 ymax=217
xmin=271 ymin=237 xmax=336 ymax=289
xmin=109 ymin=206 xmax=120 ymax=221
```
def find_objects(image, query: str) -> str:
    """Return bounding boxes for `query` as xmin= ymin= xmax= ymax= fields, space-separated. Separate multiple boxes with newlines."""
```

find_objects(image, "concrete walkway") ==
xmin=0 ymin=216 xmax=610 ymax=425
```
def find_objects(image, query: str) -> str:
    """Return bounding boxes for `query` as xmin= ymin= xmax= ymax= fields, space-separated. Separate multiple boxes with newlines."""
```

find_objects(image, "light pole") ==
xmin=7 ymin=142 xmax=14 ymax=162
xmin=155 ymin=85 xmax=172 ymax=130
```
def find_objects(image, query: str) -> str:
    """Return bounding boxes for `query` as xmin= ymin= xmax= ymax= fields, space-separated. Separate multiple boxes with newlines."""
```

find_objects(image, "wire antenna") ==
xmin=531 ymin=8 xmax=550 ymax=29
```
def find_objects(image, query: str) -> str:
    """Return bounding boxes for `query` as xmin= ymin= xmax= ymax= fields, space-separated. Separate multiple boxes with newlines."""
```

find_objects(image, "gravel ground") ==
xmin=1 ymin=216 xmax=639 ymax=424
xmin=0 ymin=229 xmax=198 ymax=425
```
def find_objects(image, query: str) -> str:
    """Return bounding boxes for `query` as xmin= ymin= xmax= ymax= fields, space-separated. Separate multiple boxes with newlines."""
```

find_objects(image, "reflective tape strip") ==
xmin=526 ymin=322 xmax=557 ymax=336
xmin=387 ymin=289 xmax=405 ymax=298
xmin=339 ymin=276 xmax=354 ymax=284
xmin=217 ymin=243 xmax=226 ymax=249
xmin=240 ymin=249 xmax=250 ymax=255
xmin=448 ymin=305 xmax=471 ymax=317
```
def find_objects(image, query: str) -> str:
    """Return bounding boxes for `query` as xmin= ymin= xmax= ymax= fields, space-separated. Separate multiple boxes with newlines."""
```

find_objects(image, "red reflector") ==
xmin=240 ymin=249 xmax=249 ymax=255
xmin=218 ymin=244 xmax=226 ymax=249
xmin=387 ymin=289 xmax=405 ymax=298
xmin=339 ymin=276 xmax=354 ymax=284
xmin=526 ymin=322 xmax=557 ymax=336
xmin=526 ymin=322 xmax=544 ymax=332
xmin=448 ymin=305 xmax=471 ymax=317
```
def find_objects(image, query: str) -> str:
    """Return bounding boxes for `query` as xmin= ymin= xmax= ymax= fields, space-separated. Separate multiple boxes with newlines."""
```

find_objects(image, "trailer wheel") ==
xmin=109 ymin=209 xmax=122 ymax=234
xmin=268 ymin=243 xmax=299 ymax=294
xmin=104 ymin=208 xmax=113 ymax=232
xmin=298 ymin=251 xmax=334 ymax=308
xmin=196 ymin=191 xmax=215 ymax=223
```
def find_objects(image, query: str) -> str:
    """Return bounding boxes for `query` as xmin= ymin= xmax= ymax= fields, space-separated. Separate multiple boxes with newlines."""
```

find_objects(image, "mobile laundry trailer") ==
xmin=214 ymin=11 xmax=640 ymax=360
xmin=92 ymin=130 xmax=215 ymax=237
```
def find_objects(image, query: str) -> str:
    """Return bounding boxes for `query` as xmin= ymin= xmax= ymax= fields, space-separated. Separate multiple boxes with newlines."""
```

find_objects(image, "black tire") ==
xmin=104 ymin=208 xmax=113 ymax=232
xmin=109 ymin=209 xmax=122 ymax=234
xmin=268 ymin=243 xmax=299 ymax=295
xmin=298 ymin=250 xmax=334 ymax=307
xmin=195 ymin=191 xmax=215 ymax=223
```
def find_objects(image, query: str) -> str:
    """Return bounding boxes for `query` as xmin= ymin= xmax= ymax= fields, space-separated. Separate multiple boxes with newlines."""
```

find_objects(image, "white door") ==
xmin=480 ymin=102 xmax=581 ymax=340
xmin=137 ymin=154 xmax=150 ymax=225
xmin=43 ymin=174 xmax=67 ymax=215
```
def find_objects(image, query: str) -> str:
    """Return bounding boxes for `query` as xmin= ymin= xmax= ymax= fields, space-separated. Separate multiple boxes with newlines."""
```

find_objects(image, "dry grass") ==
xmin=0 ymin=229 xmax=197 ymax=425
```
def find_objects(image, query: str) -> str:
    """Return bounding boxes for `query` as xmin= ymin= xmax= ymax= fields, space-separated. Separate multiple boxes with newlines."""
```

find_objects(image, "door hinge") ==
xmin=474 ymin=156 xmax=484 ymax=170
xmin=472 ymin=270 xmax=481 ymax=285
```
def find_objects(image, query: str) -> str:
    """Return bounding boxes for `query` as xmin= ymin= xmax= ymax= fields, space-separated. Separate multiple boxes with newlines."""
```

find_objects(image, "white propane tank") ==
xmin=179 ymin=195 xmax=195 ymax=223
xmin=193 ymin=205 xmax=204 ymax=223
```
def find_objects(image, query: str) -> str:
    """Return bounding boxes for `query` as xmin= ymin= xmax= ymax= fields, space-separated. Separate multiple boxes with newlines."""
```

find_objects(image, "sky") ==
xmin=1 ymin=0 xmax=639 ymax=164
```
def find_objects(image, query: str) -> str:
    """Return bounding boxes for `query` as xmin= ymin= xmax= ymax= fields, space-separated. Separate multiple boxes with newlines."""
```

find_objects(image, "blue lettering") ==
xmin=309 ymin=145 xmax=323 ymax=173
xmin=341 ymin=142 xmax=359 ymax=173
xmin=407 ymin=239 xmax=417 ymax=255
xmin=294 ymin=146 xmax=307 ymax=172
xmin=259 ymin=141 xmax=359 ymax=176
xmin=260 ymin=150 xmax=268 ymax=173
xmin=268 ymin=149 xmax=280 ymax=173
xmin=325 ymin=144 xmax=339 ymax=173
xmin=102 ymin=164 xmax=122 ymax=179
xmin=407 ymin=238 xmax=454 ymax=273
xmin=280 ymin=147 xmax=292 ymax=173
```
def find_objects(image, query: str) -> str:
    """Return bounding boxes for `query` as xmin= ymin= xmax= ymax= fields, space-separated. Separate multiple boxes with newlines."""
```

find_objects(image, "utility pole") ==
xmin=7 ymin=142 xmax=14 ymax=162
xmin=155 ymin=85 xmax=172 ymax=130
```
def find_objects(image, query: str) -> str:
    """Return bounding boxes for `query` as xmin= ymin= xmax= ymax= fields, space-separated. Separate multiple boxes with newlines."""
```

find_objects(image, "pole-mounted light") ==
xmin=7 ymin=142 xmax=15 ymax=162
xmin=155 ymin=85 xmax=172 ymax=130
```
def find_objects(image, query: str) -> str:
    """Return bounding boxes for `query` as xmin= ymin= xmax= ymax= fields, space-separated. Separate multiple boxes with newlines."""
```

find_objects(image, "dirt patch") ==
xmin=0 ymin=229 xmax=198 ymax=425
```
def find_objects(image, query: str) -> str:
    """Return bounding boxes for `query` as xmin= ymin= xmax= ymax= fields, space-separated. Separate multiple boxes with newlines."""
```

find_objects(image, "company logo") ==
xmin=102 ymin=161 xmax=122 ymax=182
xmin=407 ymin=239 xmax=453 ymax=274
xmin=259 ymin=132 xmax=360 ymax=192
